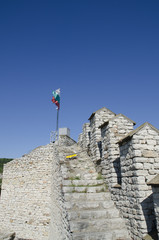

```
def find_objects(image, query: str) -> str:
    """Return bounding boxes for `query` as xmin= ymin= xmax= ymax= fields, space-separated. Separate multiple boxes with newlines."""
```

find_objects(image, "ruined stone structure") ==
xmin=1 ymin=106 xmax=159 ymax=240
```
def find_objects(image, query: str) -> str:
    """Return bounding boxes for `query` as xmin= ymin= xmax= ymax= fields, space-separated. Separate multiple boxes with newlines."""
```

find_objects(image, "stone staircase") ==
xmin=59 ymin=144 xmax=131 ymax=240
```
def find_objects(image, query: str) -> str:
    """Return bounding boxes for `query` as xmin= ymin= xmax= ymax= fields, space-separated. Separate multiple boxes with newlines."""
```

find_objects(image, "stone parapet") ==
xmin=105 ymin=122 xmax=159 ymax=239
xmin=89 ymin=107 xmax=116 ymax=164
xmin=58 ymin=135 xmax=76 ymax=146
xmin=100 ymin=114 xmax=134 ymax=188
xmin=0 ymin=144 xmax=72 ymax=240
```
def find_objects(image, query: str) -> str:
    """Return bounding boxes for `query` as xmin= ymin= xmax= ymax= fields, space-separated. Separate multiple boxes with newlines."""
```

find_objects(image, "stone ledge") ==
xmin=147 ymin=174 xmax=159 ymax=186
xmin=113 ymin=184 xmax=121 ymax=188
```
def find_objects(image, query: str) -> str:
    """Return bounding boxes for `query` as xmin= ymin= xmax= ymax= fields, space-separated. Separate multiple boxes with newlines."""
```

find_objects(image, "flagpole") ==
xmin=56 ymin=108 xmax=59 ymax=140
xmin=52 ymin=88 xmax=60 ymax=142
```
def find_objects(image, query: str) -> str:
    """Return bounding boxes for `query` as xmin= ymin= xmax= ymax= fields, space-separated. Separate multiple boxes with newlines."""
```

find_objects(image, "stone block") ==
xmin=147 ymin=140 xmax=156 ymax=145
xmin=154 ymin=163 xmax=159 ymax=169
xmin=133 ymin=170 xmax=148 ymax=176
xmin=143 ymin=163 xmax=153 ymax=170
xmin=142 ymin=150 xmax=158 ymax=158
xmin=132 ymin=150 xmax=142 ymax=157
xmin=59 ymin=128 xmax=70 ymax=137
xmin=134 ymin=163 xmax=144 ymax=170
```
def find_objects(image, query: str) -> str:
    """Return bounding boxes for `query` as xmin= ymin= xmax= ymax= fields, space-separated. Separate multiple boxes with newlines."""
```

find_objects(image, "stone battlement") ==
xmin=78 ymin=107 xmax=159 ymax=239
xmin=1 ymin=106 xmax=159 ymax=240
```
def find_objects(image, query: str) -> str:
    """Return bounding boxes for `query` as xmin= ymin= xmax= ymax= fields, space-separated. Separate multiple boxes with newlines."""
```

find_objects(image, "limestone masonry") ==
xmin=1 ymin=106 xmax=159 ymax=240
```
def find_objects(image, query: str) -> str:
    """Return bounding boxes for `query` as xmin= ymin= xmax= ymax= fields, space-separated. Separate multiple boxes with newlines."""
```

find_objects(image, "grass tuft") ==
xmin=69 ymin=176 xmax=80 ymax=180
xmin=96 ymin=173 xmax=103 ymax=180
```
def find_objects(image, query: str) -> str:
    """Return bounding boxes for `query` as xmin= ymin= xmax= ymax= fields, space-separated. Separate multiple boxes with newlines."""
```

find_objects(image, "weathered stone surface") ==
xmin=1 ymin=106 xmax=159 ymax=240
xmin=0 ymin=232 xmax=15 ymax=240
xmin=62 ymin=144 xmax=130 ymax=239
xmin=0 ymin=144 xmax=71 ymax=240
xmin=142 ymin=150 xmax=158 ymax=158
xmin=78 ymin=110 xmax=159 ymax=239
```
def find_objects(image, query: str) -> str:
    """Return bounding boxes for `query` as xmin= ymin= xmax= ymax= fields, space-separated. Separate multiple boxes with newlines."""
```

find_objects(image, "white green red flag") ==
xmin=51 ymin=88 xmax=60 ymax=109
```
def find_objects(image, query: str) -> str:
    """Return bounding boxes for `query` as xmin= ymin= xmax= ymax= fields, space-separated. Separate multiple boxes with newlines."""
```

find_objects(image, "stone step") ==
xmin=60 ymin=145 xmax=130 ymax=239
xmin=63 ymin=184 xmax=107 ymax=193
xmin=69 ymin=218 xmax=127 ymax=233
xmin=67 ymin=173 xmax=98 ymax=180
xmin=72 ymin=230 xmax=130 ymax=240
xmin=68 ymin=208 xmax=121 ymax=220
xmin=64 ymin=192 xmax=111 ymax=202
xmin=65 ymin=200 xmax=115 ymax=211
xmin=63 ymin=179 xmax=104 ymax=186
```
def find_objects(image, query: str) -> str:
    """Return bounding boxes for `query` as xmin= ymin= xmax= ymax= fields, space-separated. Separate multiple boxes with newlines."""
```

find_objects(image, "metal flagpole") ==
xmin=51 ymin=88 xmax=60 ymax=142
xmin=56 ymin=108 xmax=59 ymax=140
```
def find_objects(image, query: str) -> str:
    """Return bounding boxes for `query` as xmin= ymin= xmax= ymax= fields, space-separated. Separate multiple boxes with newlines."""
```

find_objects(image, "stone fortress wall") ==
xmin=78 ymin=107 xmax=159 ymax=239
xmin=1 ymin=107 xmax=159 ymax=239
xmin=0 ymin=143 xmax=71 ymax=240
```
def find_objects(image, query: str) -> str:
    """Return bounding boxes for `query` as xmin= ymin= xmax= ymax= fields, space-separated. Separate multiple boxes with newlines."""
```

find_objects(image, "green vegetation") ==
xmin=0 ymin=158 xmax=13 ymax=191
xmin=71 ymin=188 xmax=88 ymax=193
xmin=69 ymin=176 xmax=80 ymax=180
xmin=68 ymin=183 xmax=104 ymax=187
xmin=0 ymin=158 xmax=13 ymax=174
xmin=96 ymin=173 xmax=103 ymax=180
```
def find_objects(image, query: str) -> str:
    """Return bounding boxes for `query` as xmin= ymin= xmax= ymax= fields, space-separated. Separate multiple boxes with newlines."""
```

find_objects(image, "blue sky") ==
xmin=0 ymin=0 xmax=159 ymax=158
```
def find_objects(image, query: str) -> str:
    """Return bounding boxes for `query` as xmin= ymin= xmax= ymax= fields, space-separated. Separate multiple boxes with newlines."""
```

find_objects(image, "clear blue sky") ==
xmin=0 ymin=0 xmax=159 ymax=158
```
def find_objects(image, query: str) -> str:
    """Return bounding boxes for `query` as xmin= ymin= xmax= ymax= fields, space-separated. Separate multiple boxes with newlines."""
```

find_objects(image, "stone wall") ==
xmin=118 ymin=123 xmax=159 ymax=238
xmin=78 ymin=123 xmax=90 ymax=149
xmin=150 ymin=185 xmax=159 ymax=239
xmin=0 ymin=144 xmax=71 ymax=240
xmin=58 ymin=135 xmax=76 ymax=146
xmin=78 ymin=133 xmax=83 ymax=147
xmin=103 ymin=122 xmax=159 ymax=239
xmin=79 ymin=106 xmax=159 ymax=239
xmin=49 ymin=145 xmax=72 ymax=240
xmin=100 ymin=114 xmax=135 ymax=187
xmin=147 ymin=174 xmax=159 ymax=239
xmin=1 ymin=105 xmax=159 ymax=240
xmin=89 ymin=107 xmax=116 ymax=164
xmin=82 ymin=123 xmax=90 ymax=149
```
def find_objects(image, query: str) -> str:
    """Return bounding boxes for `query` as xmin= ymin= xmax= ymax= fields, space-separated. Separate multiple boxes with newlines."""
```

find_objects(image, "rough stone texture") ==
xmin=0 ymin=145 xmax=52 ymax=239
xmin=0 ymin=232 xmax=15 ymax=240
xmin=58 ymin=135 xmax=76 ymax=146
xmin=78 ymin=123 xmax=90 ymax=149
xmin=2 ymin=106 xmax=159 ymax=239
xmin=100 ymin=114 xmax=134 ymax=188
xmin=0 ymin=144 xmax=71 ymax=240
xmin=49 ymin=145 xmax=71 ymax=240
xmin=0 ymin=141 xmax=131 ymax=240
xmin=77 ymin=133 xmax=83 ymax=147
xmin=89 ymin=107 xmax=116 ymax=164
xmin=147 ymin=175 xmax=159 ymax=239
xmin=79 ymin=107 xmax=159 ymax=240
xmin=60 ymin=144 xmax=131 ymax=240
xmin=101 ymin=122 xmax=159 ymax=239
xmin=150 ymin=186 xmax=159 ymax=239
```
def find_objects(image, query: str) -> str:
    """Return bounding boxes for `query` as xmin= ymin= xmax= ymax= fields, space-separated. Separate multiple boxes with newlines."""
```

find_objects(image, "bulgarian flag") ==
xmin=51 ymin=88 xmax=60 ymax=109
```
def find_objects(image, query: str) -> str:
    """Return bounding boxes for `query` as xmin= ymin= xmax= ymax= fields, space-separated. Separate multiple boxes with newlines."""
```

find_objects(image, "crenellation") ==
xmin=1 ymin=106 xmax=159 ymax=239
xmin=78 ymin=108 xmax=159 ymax=239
